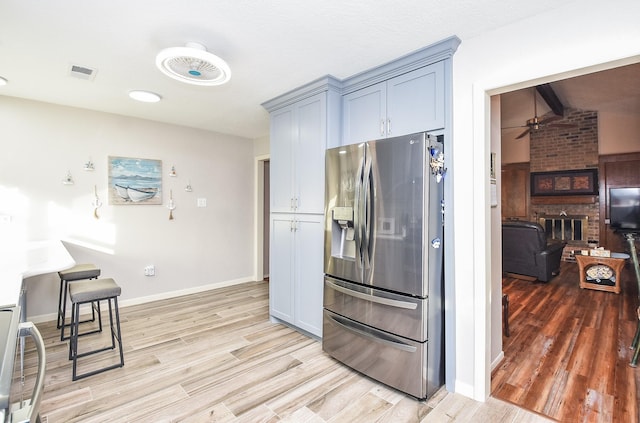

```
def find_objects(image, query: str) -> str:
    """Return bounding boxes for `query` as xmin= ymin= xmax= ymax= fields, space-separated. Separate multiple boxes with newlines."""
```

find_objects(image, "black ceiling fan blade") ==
xmin=538 ymin=114 xmax=564 ymax=125
xmin=515 ymin=128 xmax=530 ymax=139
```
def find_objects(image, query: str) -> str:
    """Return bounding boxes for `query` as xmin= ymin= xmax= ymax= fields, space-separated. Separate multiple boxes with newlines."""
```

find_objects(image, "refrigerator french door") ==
xmin=322 ymin=132 xmax=445 ymax=399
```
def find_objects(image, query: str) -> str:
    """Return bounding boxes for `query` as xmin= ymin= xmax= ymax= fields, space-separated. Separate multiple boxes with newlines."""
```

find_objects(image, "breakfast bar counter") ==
xmin=0 ymin=240 xmax=75 ymax=320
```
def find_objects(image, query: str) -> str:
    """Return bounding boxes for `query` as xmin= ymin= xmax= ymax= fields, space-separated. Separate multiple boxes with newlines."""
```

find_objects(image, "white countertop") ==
xmin=0 ymin=240 xmax=75 ymax=309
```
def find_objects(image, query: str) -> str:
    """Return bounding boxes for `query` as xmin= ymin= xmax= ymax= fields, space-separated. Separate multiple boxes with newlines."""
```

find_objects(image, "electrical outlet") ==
xmin=144 ymin=265 xmax=155 ymax=276
xmin=197 ymin=198 xmax=207 ymax=207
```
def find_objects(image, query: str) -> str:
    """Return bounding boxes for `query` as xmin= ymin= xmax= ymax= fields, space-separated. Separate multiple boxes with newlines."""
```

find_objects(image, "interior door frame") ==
xmin=255 ymin=154 xmax=270 ymax=281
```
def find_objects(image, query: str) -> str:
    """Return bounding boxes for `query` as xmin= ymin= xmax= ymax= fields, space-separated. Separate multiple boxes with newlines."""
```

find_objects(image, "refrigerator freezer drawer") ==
xmin=323 ymin=276 xmax=427 ymax=342
xmin=323 ymin=309 xmax=440 ymax=399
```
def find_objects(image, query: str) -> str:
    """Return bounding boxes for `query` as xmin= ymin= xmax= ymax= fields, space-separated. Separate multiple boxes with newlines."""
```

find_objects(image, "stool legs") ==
xmin=58 ymin=277 xmax=100 ymax=341
xmin=70 ymin=296 xmax=124 ymax=381
xmin=630 ymin=307 xmax=640 ymax=368
xmin=57 ymin=278 xmax=66 ymax=329
xmin=502 ymin=294 xmax=510 ymax=337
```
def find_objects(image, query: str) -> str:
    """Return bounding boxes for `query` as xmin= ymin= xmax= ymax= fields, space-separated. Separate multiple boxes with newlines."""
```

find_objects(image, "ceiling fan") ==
xmin=503 ymin=86 xmax=577 ymax=139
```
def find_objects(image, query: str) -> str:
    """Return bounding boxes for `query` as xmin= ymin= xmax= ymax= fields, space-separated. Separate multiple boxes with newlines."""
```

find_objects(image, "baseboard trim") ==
xmin=491 ymin=351 xmax=505 ymax=371
xmin=27 ymin=277 xmax=257 ymax=324
xmin=453 ymin=380 xmax=476 ymax=399
xmin=505 ymin=272 xmax=537 ymax=281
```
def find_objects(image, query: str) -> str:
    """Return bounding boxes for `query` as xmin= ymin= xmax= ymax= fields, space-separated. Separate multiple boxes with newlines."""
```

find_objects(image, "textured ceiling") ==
xmin=501 ymin=63 xmax=640 ymax=143
xmin=0 ymin=0 xmax=577 ymax=140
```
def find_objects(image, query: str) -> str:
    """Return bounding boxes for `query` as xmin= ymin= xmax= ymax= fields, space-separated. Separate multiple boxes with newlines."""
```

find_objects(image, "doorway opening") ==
xmin=491 ymin=60 xmax=640 ymax=420
xmin=255 ymin=155 xmax=270 ymax=282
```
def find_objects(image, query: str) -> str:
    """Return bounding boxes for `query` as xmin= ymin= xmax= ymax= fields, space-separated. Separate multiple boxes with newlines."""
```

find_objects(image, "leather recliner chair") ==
xmin=502 ymin=221 xmax=566 ymax=282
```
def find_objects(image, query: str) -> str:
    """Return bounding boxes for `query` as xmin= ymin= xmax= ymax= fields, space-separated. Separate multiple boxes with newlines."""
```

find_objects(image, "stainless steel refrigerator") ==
xmin=322 ymin=132 xmax=445 ymax=399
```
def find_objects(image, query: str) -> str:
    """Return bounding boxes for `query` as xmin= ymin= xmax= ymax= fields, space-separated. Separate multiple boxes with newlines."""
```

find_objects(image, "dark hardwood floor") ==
xmin=492 ymin=259 xmax=640 ymax=422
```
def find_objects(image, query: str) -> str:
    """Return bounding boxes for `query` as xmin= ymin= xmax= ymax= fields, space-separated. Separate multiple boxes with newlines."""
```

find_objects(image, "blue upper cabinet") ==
xmin=342 ymin=81 xmax=386 ymax=144
xmin=263 ymin=76 xmax=342 ymax=214
xmin=340 ymin=36 xmax=459 ymax=145
xmin=387 ymin=61 xmax=445 ymax=136
xmin=343 ymin=62 xmax=445 ymax=144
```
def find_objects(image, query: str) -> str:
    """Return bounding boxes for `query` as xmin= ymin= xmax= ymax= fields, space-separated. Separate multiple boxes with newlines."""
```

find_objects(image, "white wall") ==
xmin=451 ymin=0 xmax=640 ymax=400
xmin=0 ymin=97 xmax=256 ymax=320
xmin=253 ymin=135 xmax=270 ymax=157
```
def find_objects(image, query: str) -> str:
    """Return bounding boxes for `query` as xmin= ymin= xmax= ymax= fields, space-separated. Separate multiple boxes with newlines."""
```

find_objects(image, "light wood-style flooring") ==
xmin=493 ymin=261 xmax=640 ymax=422
xmin=13 ymin=281 xmax=553 ymax=422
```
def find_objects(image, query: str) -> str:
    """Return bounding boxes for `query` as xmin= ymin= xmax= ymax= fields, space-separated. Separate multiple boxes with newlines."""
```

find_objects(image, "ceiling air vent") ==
xmin=69 ymin=64 xmax=97 ymax=81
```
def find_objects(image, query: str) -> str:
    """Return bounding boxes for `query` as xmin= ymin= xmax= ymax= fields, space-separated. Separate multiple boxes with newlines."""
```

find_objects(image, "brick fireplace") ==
xmin=529 ymin=109 xmax=599 ymax=260
xmin=538 ymin=214 xmax=589 ymax=242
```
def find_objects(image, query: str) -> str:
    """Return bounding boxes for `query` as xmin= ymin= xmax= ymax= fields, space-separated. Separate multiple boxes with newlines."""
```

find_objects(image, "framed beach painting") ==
xmin=108 ymin=156 xmax=162 ymax=205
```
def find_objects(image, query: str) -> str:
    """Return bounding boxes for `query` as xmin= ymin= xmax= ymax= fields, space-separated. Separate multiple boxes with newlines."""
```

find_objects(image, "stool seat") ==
xmin=57 ymin=263 xmax=102 ymax=340
xmin=68 ymin=277 xmax=124 ymax=380
xmin=69 ymin=278 xmax=121 ymax=303
xmin=59 ymin=264 xmax=101 ymax=281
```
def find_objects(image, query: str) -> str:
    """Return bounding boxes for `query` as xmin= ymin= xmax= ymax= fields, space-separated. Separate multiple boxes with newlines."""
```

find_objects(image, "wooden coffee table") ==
xmin=575 ymin=253 xmax=629 ymax=294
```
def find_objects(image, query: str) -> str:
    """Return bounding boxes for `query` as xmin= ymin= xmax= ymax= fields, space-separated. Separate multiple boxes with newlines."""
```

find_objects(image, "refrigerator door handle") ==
xmin=326 ymin=279 xmax=418 ymax=310
xmin=326 ymin=312 xmax=417 ymax=353
xmin=354 ymin=154 xmax=366 ymax=270
xmin=13 ymin=322 xmax=46 ymax=423
xmin=362 ymin=148 xmax=375 ymax=283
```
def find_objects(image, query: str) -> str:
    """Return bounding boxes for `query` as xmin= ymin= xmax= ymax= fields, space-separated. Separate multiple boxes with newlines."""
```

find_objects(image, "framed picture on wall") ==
xmin=108 ymin=156 xmax=162 ymax=205
xmin=530 ymin=168 xmax=598 ymax=196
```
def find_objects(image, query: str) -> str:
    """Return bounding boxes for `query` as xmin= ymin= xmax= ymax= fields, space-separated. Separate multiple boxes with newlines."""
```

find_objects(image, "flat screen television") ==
xmin=609 ymin=187 xmax=640 ymax=230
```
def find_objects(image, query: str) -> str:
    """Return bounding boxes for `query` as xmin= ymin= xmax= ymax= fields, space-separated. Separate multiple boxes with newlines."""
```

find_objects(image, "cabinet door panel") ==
xmin=342 ymin=82 xmax=386 ymax=144
xmin=296 ymin=94 xmax=327 ymax=214
xmin=269 ymin=215 xmax=295 ymax=323
xmin=387 ymin=61 xmax=445 ymax=135
xmin=270 ymin=107 xmax=295 ymax=212
xmin=293 ymin=215 xmax=324 ymax=336
xmin=501 ymin=163 xmax=529 ymax=220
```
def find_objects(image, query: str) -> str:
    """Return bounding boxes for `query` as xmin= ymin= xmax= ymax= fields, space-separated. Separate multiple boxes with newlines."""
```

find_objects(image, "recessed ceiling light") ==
xmin=0 ymin=77 xmax=7 ymax=86
xmin=129 ymin=90 xmax=161 ymax=103
xmin=156 ymin=42 xmax=231 ymax=86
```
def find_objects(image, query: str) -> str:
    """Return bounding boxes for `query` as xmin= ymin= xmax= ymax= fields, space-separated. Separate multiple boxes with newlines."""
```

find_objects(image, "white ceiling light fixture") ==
xmin=129 ymin=90 xmax=162 ymax=103
xmin=155 ymin=42 xmax=231 ymax=86
xmin=0 ymin=77 xmax=7 ymax=86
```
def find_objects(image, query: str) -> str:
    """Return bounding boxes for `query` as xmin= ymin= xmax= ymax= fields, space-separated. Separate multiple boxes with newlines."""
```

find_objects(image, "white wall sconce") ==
xmin=92 ymin=185 xmax=102 ymax=219
xmin=169 ymin=165 xmax=177 ymax=177
xmin=63 ymin=170 xmax=74 ymax=185
xmin=167 ymin=189 xmax=176 ymax=220
xmin=84 ymin=158 xmax=95 ymax=171
xmin=185 ymin=180 xmax=193 ymax=192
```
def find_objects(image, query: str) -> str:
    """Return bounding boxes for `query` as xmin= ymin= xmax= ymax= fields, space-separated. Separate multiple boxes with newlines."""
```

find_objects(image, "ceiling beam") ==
xmin=536 ymin=84 xmax=564 ymax=116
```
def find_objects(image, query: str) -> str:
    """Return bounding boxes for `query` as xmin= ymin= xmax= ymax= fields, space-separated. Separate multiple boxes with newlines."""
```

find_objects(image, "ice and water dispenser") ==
xmin=329 ymin=206 xmax=356 ymax=260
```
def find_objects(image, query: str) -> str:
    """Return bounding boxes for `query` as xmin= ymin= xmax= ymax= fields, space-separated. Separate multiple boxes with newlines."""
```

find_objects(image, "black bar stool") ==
xmin=58 ymin=264 xmax=101 ymax=341
xmin=623 ymin=232 xmax=640 ymax=367
xmin=68 ymin=278 xmax=124 ymax=380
